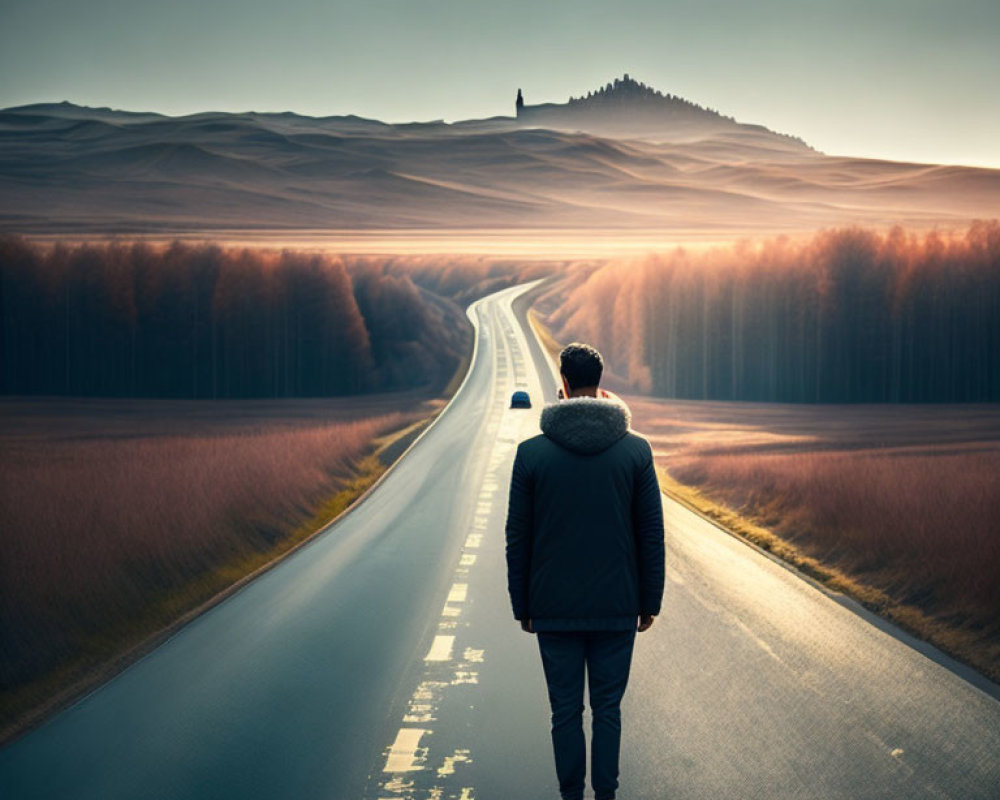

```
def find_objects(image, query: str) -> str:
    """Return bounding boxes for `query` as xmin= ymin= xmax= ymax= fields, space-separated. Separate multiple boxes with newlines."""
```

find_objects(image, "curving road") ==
xmin=2 ymin=280 xmax=999 ymax=799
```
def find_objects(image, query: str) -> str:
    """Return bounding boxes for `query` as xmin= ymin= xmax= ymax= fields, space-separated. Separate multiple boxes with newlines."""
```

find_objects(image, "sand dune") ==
xmin=1 ymin=100 xmax=997 ymax=237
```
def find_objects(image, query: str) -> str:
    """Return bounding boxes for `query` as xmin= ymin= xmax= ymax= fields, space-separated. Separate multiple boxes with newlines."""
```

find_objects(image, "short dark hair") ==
xmin=559 ymin=342 xmax=603 ymax=389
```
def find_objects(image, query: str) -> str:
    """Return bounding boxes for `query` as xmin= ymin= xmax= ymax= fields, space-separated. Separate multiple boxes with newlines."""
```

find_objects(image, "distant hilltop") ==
xmin=514 ymin=73 xmax=812 ymax=150
xmin=517 ymin=73 xmax=730 ymax=122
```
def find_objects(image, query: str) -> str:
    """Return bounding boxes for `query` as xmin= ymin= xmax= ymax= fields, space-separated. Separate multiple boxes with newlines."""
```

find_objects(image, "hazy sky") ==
xmin=2 ymin=0 xmax=999 ymax=167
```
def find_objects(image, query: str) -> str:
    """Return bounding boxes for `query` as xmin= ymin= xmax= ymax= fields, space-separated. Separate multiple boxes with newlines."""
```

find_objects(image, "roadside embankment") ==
xmin=0 ymin=394 xmax=443 ymax=745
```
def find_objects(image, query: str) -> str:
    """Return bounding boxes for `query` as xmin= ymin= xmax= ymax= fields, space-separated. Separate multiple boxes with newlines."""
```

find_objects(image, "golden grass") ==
xmin=528 ymin=307 xmax=563 ymax=363
xmin=442 ymin=348 xmax=473 ymax=397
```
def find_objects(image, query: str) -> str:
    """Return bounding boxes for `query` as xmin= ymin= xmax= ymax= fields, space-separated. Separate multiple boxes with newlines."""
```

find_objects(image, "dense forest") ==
xmin=547 ymin=222 xmax=1000 ymax=402
xmin=0 ymin=239 xmax=546 ymax=398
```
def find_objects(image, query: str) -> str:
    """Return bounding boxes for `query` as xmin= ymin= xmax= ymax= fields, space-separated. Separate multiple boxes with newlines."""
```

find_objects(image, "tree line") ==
xmin=0 ymin=238 xmax=475 ymax=398
xmin=549 ymin=222 xmax=1000 ymax=402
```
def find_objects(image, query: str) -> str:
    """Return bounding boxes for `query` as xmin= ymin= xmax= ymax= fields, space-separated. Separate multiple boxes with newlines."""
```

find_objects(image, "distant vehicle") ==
xmin=510 ymin=390 xmax=531 ymax=409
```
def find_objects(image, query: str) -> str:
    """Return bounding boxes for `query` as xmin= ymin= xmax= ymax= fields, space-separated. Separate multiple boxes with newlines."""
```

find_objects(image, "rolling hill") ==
xmin=1 ymin=77 xmax=998 ymax=236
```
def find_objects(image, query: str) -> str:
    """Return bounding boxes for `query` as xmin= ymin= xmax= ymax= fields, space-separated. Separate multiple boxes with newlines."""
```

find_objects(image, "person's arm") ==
xmin=633 ymin=442 xmax=665 ymax=625
xmin=505 ymin=443 xmax=534 ymax=628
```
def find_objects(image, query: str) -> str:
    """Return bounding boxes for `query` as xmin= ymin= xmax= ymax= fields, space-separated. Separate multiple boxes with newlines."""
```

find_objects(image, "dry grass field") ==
xmin=625 ymin=395 xmax=1000 ymax=679
xmin=0 ymin=393 xmax=437 ymax=735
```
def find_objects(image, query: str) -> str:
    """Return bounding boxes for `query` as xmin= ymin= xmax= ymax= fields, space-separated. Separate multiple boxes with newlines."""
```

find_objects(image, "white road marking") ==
xmin=412 ymin=680 xmax=447 ymax=701
xmin=383 ymin=728 xmax=428 ymax=772
xmin=425 ymin=635 xmax=455 ymax=662
xmin=374 ymin=299 xmax=539 ymax=799
xmin=403 ymin=705 xmax=435 ymax=724
xmin=437 ymin=748 xmax=472 ymax=777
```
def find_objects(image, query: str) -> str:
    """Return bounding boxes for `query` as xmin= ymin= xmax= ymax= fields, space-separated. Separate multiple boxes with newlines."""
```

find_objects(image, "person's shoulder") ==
xmin=513 ymin=433 xmax=548 ymax=471
xmin=623 ymin=428 xmax=650 ymax=443
xmin=516 ymin=433 xmax=547 ymax=454
xmin=620 ymin=430 xmax=654 ymax=459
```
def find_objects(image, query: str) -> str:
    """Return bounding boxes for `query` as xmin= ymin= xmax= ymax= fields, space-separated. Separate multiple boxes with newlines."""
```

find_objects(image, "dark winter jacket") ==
xmin=504 ymin=395 xmax=666 ymax=631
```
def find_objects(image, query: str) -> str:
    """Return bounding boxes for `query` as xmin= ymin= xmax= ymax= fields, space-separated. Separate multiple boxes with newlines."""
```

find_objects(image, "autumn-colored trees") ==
xmin=550 ymin=222 xmax=1000 ymax=402
xmin=0 ymin=239 xmax=473 ymax=397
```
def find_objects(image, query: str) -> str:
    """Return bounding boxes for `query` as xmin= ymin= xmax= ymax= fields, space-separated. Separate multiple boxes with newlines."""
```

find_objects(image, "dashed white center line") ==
xmin=425 ymin=635 xmax=455 ymax=662
xmin=374 ymin=311 xmax=532 ymax=797
xmin=383 ymin=728 xmax=428 ymax=772
xmin=464 ymin=533 xmax=483 ymax=548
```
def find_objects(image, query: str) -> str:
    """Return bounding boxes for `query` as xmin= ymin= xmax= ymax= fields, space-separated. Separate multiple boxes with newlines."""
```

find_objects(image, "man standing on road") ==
xmin=505 ymin=342 xmax=666 ymax=800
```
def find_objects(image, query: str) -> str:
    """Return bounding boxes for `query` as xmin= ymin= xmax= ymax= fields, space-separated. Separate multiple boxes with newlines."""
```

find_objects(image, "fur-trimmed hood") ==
xmin=539 ymin=396 xmax=632 ymax=455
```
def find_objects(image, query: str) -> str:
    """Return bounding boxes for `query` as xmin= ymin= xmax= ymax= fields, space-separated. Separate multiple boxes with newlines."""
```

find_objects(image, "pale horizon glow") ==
xmin=2 ymin=0 xmax=999 ymax=169
xmin=25 ymin=227 xmax=986 ymax=260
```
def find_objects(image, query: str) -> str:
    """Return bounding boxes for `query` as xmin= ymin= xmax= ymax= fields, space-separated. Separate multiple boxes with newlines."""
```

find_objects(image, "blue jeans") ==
xmin=536 ymin=628 xmax=637 ymax=800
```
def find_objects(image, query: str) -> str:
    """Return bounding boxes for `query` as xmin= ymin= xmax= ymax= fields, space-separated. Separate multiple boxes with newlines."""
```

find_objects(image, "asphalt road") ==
xmin=2 ymin=280 xmax=999 ymax=800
